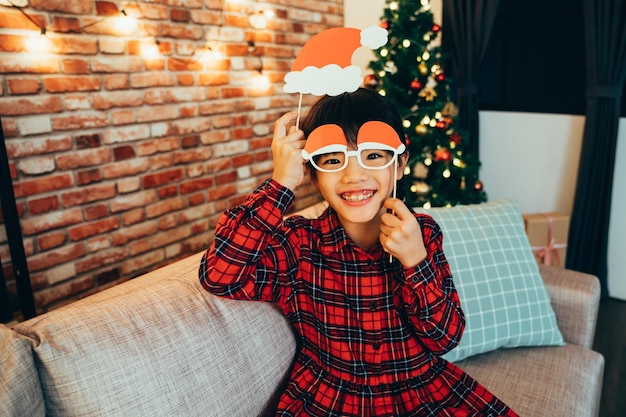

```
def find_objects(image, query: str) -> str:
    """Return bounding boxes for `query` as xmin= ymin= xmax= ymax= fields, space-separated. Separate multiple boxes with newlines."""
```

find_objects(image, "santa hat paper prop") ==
xmin=284 ymin=26 xmax=388 ymax=97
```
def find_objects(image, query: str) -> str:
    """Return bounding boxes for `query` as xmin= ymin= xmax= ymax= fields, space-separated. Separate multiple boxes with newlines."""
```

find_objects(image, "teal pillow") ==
xmin=414 ymin=199 xmax=564 ymax=362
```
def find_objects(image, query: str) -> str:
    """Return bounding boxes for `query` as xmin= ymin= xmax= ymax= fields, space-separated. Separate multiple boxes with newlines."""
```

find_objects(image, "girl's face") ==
xmin=304 ymin=122 xmax=407 ymax=227
xmin=316 ymin=152 xmax=407 ymax=227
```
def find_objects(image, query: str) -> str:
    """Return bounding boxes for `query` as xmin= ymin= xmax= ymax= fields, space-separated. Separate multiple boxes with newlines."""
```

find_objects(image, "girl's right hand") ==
xmin=271 ymin=112 xmax=307 ymax=191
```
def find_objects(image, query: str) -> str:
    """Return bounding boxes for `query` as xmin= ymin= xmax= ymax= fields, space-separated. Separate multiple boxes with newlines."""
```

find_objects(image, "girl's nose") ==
xmin=341 ymin=156 xmax=367 ymax=183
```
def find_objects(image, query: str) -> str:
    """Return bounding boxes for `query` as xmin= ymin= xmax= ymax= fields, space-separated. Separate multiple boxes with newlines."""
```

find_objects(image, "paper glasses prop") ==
xmin=283 ymin=26 xmax=388 ymax=127
xmin=301 ymin=121 xmax=406 ymax=173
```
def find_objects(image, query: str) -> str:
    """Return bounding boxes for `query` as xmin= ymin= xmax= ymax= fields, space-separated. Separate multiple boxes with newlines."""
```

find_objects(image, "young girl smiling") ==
xmin=199 ymin=88 xmax=517 ymax=416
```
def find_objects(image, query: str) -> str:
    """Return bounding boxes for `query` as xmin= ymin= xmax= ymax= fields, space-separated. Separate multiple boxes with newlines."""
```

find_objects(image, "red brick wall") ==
xmin=0 ymin=0 xmax=342 ymax=316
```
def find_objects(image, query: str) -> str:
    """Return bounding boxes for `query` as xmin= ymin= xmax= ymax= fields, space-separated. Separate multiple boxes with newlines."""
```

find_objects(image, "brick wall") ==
xmin=0 ymin=0 xmax=341 ymax=318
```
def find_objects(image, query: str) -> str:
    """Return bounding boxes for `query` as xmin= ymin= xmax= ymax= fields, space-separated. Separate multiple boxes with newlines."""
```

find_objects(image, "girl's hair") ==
xmin=300 ymin=88 xmax=408 ymax=199
xmin=300 ymin=87 xmax=406 ymax=148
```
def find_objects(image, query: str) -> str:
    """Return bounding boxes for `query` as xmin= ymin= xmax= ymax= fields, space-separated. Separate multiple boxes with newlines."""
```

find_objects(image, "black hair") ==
xmin=300 ymin=87 xmax=406 ymax=148
xmin=299 ymin=88 xmax=408 ymax=199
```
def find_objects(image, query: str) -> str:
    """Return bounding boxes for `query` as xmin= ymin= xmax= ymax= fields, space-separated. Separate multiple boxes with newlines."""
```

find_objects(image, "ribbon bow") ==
xmin=531 ymin=214 xmax=567 ymax=266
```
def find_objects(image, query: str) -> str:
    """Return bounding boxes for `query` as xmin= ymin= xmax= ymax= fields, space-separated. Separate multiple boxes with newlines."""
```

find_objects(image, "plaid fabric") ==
xmin=199 ymin=179 xmax=517 ymax=416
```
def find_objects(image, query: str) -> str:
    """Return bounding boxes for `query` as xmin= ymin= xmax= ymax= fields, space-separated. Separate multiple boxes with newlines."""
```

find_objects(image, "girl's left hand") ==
xmin=380 ymin=198 xmax=428 ymax=268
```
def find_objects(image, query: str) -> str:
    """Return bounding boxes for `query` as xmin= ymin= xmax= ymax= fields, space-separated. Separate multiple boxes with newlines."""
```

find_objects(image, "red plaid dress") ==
xmin=199 ymin=180 xmax=517 ymax=417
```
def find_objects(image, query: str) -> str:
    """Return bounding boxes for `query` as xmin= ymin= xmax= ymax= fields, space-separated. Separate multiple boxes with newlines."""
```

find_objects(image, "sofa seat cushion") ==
xmin=13 ymin=252 xmax=297 ymax=417
xmin=0 ymin=324 xmax=45 ymax=417
xmin=457 ymin=343 xmax=604 ymax=417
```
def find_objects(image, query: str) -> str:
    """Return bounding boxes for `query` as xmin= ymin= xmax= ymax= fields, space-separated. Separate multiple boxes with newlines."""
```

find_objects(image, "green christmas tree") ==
xmin=367 ymin=0 xmax=487 ymax=208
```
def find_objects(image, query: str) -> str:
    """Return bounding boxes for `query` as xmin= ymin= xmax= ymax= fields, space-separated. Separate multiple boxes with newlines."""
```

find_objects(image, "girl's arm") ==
xmin=198 ymin=179 xmax=298 ymax=304
xmin=398 ymin=215 xmax=465 ymax=356
xmin=200 ymin=112 xmax=306 ymax=304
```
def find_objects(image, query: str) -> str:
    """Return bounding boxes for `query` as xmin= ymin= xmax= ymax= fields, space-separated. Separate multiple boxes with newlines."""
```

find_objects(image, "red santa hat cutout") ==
xmin=283 ymin=25 xmax=388 ymax=97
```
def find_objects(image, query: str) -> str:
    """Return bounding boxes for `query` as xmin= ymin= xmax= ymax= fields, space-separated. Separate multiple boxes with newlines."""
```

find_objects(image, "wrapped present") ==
xmin=523 ymin=212 xmax=569 ymax=267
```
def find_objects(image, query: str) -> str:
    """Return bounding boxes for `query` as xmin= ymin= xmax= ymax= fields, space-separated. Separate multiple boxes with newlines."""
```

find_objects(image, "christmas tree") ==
xmin=367 ymin=0 xmax=487 ymax=208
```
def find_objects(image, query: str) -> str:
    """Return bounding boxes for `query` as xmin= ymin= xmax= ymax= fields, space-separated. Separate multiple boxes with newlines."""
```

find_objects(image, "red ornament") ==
xmin=450 ymin=132 xmax=462 ymax=144
xmin=363 ymin=73 xmax=379 ymax=89
xmin=435 ymin=73 xmax=445 ymax=82
xmin=436 ymin=121 xmax=447 ymax=129
xmin=434 ymin=148 xmax=452 ymax=162
xmin=431 ymin=24 xmax=441 ymax=33
xmin=410 ymin=79 xmax=422 ymax=90
xmin=474 ymin=180 xmax=484 ymax=191
xmin=381 ymin=20 xmax=389 ymax=30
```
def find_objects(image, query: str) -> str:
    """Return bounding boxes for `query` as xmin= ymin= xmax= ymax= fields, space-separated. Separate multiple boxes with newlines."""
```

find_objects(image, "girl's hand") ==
xmin=271 ymin=112 xmax=306 ymax=191
xmin=380 ymin=198 xmax=428 ymax=268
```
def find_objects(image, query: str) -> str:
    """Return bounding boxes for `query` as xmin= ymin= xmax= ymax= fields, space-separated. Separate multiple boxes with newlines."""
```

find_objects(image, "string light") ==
xmin=25 ymin=29 xmax=49 ymax=53
xmin=112 ymin=10 xmax=138 ymax=35
xmin=7 ymin=0 xmax=277 ymax=85
xmin=248 ymin=9 xmax=274 ymax=30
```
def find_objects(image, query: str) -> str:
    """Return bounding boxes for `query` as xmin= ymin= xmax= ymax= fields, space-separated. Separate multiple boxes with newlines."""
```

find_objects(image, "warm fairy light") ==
xmin=453 ymin=158 xmax=462 ymax=166
xmin=113 ymin=11 xmax=137 ymax=35
xmin=197 ymin=47 xmax=225 ymax=62
xmin=424 ymin=157 xmax=432 ymax=166
xmin=249 ymin=9 xmax=274 ymax=29
xmin=380 ymin=48 xmax=389 ymax=57
xmin=422 ymin=51 xmax=431 ymax=60
xmin=141 ymin=41 xmax=160 ymax=57
xmin=423 ymin=201 xmax=432 ymax=209
xmin=390 ymin=1 xmax=399 ymax=11
xmin=402 ymin=39 xmax=411 ymax=48
xmin=403 ymin=119 xmax=411 ymax=128
xmin=250 ymin=72 xmax=270 ymax=91
xmin=378 ymin=89 xmax=387 ymax=96
xmin=442 ymin=168 xmax=451 ymax=178
xmin=25 ymin=30 xmax=49 ymax=52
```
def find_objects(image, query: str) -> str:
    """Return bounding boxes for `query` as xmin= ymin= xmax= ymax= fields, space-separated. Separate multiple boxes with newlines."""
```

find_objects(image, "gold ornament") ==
xmin=415 ymin=124 xmax=429 ymax=136
xmin=418 ymin=62 xmax=429 ymax=76
xmin=412 ymin=181 xmax=431 ymax=196
xmin=413 ymin=162 xmax=428 ymax=178
xmin=442 ymin=102 xmax=459 ymax=117
xmin=419 ymin=86 xmax=437 ymax=101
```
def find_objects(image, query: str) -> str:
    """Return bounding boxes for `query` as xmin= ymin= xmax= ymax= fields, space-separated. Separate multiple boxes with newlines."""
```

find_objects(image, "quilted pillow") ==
xmin=414 ymin=199 xmax=564 ymax=362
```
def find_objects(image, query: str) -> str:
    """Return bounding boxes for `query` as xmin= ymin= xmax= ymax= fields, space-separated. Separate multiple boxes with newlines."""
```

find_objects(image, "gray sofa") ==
xmin=1 ymin=249 xmax=605 ymax=416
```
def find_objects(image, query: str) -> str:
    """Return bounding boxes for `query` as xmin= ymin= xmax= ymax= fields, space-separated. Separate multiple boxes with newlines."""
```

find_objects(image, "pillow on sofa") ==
xmin=414 ymin=199 xmax=564 ymax=362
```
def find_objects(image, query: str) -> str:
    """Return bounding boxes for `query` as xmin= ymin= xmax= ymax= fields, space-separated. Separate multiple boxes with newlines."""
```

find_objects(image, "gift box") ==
xmin=522 ymin=212 xmax=569 ymax=267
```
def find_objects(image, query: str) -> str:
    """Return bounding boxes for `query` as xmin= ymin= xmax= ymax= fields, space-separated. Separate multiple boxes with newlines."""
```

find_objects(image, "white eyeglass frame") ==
xmin=302 ymin=142 xmax=402 ymax=173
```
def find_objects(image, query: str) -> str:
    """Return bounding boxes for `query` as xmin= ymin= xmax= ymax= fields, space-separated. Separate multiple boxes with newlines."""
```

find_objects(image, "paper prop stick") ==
xmin=357 ymin=120 xmax=406 ymax=263
xmin=283 ymin=26 xmax=388 ymax=127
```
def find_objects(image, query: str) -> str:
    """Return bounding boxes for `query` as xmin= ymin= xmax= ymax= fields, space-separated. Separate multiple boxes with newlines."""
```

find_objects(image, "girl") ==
xmin=199 ymin=88 xmax=517 ymax=416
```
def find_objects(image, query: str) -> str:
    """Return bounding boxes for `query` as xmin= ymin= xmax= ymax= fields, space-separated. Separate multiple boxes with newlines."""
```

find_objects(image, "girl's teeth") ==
xmin=342 ymin=191 xmax=373 ymax=202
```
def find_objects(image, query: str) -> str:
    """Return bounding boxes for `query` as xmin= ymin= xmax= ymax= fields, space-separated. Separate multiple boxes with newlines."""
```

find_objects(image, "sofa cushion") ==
xmin=13 ymin=252 xmax=297 ymax=417
xmin=457 ymin=343 xmax=604 ymax=417
xmin=414 ymin=199 xmax=564 ymax=362
xmin=0 ymin=324 xmax=45 ymax=417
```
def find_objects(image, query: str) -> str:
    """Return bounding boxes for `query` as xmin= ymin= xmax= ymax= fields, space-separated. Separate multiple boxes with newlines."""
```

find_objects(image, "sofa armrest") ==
xmin=539 ymin=265 xmax=601 ymax=349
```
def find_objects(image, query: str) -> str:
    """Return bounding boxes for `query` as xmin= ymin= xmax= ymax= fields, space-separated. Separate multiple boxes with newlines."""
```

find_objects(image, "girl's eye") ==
xmin=315 ymin=152 xmax=344 ymax=166
xmin=365 ymin=151 xmax=384 ymax=160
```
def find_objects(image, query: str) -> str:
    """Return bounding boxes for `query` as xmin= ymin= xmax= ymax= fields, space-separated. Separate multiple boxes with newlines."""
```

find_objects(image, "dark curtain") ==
xmin=442 ymin=0 xmax=500 ymax=157
xmin=566 ymin=0 xmax=626 ymax=297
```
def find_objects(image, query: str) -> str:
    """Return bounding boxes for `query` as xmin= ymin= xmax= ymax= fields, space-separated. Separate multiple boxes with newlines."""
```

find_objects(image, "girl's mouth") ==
xmin=340 ymin=190 xmax=375 ymax=202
